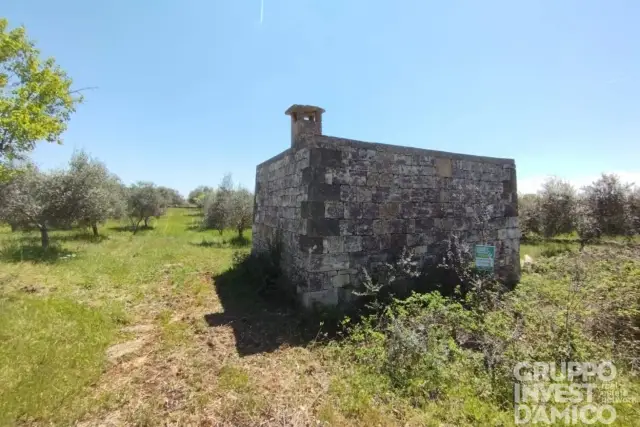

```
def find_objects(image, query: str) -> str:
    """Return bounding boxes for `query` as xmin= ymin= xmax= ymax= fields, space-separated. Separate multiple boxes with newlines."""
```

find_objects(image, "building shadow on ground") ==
xmin=204 ymin=255 xmax=324 ymax=356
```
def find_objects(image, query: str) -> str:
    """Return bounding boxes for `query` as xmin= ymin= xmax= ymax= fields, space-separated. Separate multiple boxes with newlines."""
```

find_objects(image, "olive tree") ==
xmin=126 ymin=182 xmax=166 ymax=233
xmin=630 ymin=186 xmax=640 ymax=234
xmin=582 ymin=174 xmax=634 ymax=236
xmin=0 ymin=166 xmax=72 ymax=248
xmin=202 ymin=173 xmax=234 ymax=234
xmin=203 ymin=191 xmax=227 ymax=234
xmin=188 ymin=186 xmax=214 ymax=207
xmin=518 ymin=193 xmax=541 ymax=236
xmin=0 ymin=19 xmax=82 ymax=181
xmin=158 ymin=186 xmax=185 ymax=207
xmin=65 ymin=151 xmax=125 ymax=236
xmin=227 ymin=187 xmax=253 ymax=238
xmin=538 ymin=177 xmax=576 ymax=237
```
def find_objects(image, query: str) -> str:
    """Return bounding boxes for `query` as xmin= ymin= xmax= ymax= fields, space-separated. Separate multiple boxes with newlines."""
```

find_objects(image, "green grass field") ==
xmin=0 ymin=208 xmax=262 ymax=425
xmin=1 ymin=208 xmax=638 ymax=426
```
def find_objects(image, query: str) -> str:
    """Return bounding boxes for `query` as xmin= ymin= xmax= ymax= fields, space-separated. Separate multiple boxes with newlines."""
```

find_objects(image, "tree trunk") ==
xmin=238 ymin=228 xmax=243 ymax=238
xmin=92 ymin=223 xmax=99 ymax=237
xmin=10 ymin=223 xmax=17 ymax=232
xmin=133 ymin=219 xmax=142 ymax=235
xmin=40 ymin=227 xmax=49 ymax=250
xmin=144 ymin=217 xmax=149 ymax=227
xmin=218 ymin=229 xmax=223 ymax=236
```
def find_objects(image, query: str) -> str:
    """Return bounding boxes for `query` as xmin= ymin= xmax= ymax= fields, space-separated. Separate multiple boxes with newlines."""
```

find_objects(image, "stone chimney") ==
xmin=285 ymin=104 xmax=325 ymax=148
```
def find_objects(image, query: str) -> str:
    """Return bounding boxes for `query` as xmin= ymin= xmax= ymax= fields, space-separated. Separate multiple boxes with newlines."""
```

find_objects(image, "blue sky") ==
xmin=4 ymin=0 xmax=640 ymax=195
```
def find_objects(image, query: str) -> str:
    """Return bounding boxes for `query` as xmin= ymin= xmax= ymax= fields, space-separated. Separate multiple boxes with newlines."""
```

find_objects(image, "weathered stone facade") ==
xmin=253 ymin=105 xmax=520 ymax=308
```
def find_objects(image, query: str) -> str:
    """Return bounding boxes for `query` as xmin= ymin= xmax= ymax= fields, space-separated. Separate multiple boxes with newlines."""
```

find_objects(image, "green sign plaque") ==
xmin=475 ymin=245 xmax=495 ymax=272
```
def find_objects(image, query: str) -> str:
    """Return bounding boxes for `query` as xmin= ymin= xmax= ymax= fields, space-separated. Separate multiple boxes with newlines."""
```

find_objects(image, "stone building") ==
xmin=252 ymin=104 xmax=520 ymax=308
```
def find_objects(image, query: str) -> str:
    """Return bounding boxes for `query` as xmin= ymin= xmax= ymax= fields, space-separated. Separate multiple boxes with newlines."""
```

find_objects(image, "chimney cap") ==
xmin=285 ymin=104 xmax=325 ymax=116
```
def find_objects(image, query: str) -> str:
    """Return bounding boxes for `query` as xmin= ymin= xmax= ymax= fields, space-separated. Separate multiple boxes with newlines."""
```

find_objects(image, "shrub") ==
xmin=337 ymin=244 xmax=640 ymax=420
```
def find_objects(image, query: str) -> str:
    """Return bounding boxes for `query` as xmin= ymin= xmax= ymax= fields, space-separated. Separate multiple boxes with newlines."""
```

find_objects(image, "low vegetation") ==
xmin=320 ymin=242 xmax=640 ymax=425
xmin=0 ymin=208 xmax=638 ymax=426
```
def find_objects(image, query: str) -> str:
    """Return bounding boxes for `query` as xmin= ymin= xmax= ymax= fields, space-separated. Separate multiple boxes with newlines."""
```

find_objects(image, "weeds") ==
xmin=327 ymin=244 xmax=640 ymax=424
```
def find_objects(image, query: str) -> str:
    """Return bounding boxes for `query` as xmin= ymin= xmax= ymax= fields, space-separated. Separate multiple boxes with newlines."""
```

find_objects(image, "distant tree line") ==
xmin=188 ymin=173 xmax=253 ymax=238
xmin=519 ymin=174 xmax=640 ymax=246
xmin=0 ymin=151 xmax=187 ymax=248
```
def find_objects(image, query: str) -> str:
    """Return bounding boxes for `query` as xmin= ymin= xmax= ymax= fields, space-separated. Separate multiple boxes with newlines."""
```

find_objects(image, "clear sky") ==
xmin=4 ymin=0 xmax=640 ymax=195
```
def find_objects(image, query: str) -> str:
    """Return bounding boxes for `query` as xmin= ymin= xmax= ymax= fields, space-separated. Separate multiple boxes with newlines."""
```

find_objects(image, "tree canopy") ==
xmin=64 ymin=151 xmax=125 ymax=236
xmin=0 ymin=165 xmax=71 ymax=248
xmin=126 ymin=182 xmax=167 ymax=232
xmin=0 ymin=18 xmax=82 ymax=180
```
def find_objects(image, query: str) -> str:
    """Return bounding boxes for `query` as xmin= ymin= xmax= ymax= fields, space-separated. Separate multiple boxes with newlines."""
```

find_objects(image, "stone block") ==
xmin=339 ymin=220 xmax=356 ymax=236
xmin=378 ymin=174 xmax=393 ymax=187
xmin=407 ymin=233 xmax=429 ymax=247
xmin=507 ymin=228 xmax=520 ymax=239
xmin=301 ymin=166 xmax=326 ymax=185
xmin=331 ymin=273 xmax=351 ymax=288
xmin=325 ymin=201 xmax=344 ymax=218
xmin=308 ymin=183 xmax=341 ymax=201
xmin=361 ymin=203 xmax=380 ymax=218
xmin=310 ymin=147 xmax=342 ymax=168
xmin=504 ymin=202 xmax=518 ymax=217
xmin=340 ymin=185 xmax=357 ymax=202
xmin=306 ymin=272 xmax=328 ymax=292
xmin=435 ymin=158 xmax=453 ymax=178
xmin=307 ymin=218 xmax=340 ymax=236
xmin=414 ymin=217 xmax=434 ymax=232
xmin=299 ymin=235 xmax=323 ymax=254
xmin=394 ymin=153 xmax=412 ymax=165
xmin=309 ymin=253 xmax=350 ymax=272
xmin=380 ymin=202 xmax=401 ymax=218
xmin=388 ymin=234 xmax=407 ymax=251
xmin=413 ymin=245 xmax=429 ymax=255
xmin=362 ymin=235 xmax=380 ymax=251
xmin=344 ymin=236 xmax=363 ymax=252
xmin=355 ymin=219 xmax=374 ymax=235
xmin=388 ymin=219 xmax=406 ymax=234
xmin=301 ymin=288 xmax=339 ymax=308
xmin=372 ymin=187 xmax=391 ymax=203
xmin=355 ymin=187 xmax=372 ymax=202
xmin=301 ymin=201 xmax=325 ymax=219
xmin=344 ymin=203 xmax=362 ymax=219
xmin=372 ymin=219 xmax=386 ymax=235
xmin=323 ymin=236 xmax=344 ymax=253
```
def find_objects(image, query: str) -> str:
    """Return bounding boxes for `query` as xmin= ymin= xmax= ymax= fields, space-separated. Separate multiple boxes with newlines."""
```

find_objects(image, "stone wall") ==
xmin=252 ymin=147 xmax=310 ymax=292
xmin=253 ymin=105 xmax=520 ymax=308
